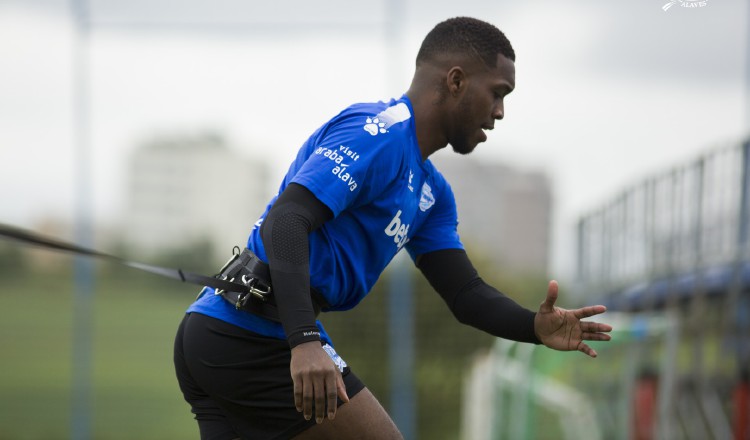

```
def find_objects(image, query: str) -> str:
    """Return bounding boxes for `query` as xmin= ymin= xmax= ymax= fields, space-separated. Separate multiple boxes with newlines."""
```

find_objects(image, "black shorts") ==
xmin=173 ymin=312 xmax=365 ymax=440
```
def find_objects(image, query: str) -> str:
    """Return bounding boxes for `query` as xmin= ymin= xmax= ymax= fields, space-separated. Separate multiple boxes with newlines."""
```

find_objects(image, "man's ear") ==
xmin=446 ymin=66 xmax=466 ymax=96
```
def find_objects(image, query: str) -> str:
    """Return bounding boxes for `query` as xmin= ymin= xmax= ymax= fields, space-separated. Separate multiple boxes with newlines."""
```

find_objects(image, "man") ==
xmin=174 ymin=16 xmax=613 ymax=440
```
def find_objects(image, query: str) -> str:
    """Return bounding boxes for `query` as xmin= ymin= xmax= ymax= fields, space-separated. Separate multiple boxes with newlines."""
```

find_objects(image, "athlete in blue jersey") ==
xmin=174 ymin=17 xmax=613 ymax=440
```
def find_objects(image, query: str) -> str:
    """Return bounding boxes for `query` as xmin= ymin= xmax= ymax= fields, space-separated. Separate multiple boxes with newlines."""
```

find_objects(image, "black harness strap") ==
xmin=0 ymin=222 xmax=251 ymax=295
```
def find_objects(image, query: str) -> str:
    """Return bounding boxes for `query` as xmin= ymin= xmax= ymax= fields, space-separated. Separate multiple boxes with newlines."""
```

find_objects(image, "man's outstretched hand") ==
xmin=534 ymin=280 xmax=613 ymax=357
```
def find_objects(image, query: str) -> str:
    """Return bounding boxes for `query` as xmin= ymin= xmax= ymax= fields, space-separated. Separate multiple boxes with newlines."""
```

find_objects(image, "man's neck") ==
xmin=405 ymin=86 xmax=449 ymax=161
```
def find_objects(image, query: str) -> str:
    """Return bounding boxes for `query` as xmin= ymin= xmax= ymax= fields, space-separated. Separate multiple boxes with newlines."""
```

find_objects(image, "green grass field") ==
xmin=0 ymin=247 xmax=546 ymax=440
xmin=0 ymin=264 xmax=198 ymax=439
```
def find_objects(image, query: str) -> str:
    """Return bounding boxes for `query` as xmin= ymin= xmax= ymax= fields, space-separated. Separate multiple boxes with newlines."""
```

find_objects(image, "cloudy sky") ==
xmin=0 ymin=0 xmax=747 ymax=276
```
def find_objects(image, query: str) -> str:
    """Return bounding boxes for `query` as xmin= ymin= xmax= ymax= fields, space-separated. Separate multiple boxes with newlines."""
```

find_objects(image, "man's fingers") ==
xmin=326 ymin=373 xmax=339 ymax=421
xmin=580 ymin=328 xmax=612 ymax=341
xmin=303 ymin=378 xmax=314 ymax=421
xmin=294 ymin=376 xmax=303 ymax=413
xmin=337 ymin=374 xmax=350 ymax=404
xmin=540 ymin=280 xmax=558 ymax=312
xmin=578 ymin=341 xmax=598 ymax=358
xmin=580 ymin=321 xmax=613 ymax=334
xmin=295 ymin=371 xmax=341 ymax=424
xmin=314 ymin=376 xmax=327 ymax=424
xmin=580 ymin=320 xmax=613 ymax=343
xmin=573 ymin=305 xmax=608 ymax=319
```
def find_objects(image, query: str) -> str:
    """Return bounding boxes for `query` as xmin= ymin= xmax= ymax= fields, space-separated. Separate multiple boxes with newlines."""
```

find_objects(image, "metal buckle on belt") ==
xmin=212 ymin=247 xmax=273 ymax=310
xmin=213 ymin=247 xmax=240 ymax=298
xmin=213 ymin=273 xmax=272 ymax=309
xmin=213 ymin=275 xmax=235 ymax=297
xmin=237 ymin=274 xmax=271 ymax=307
xmin=217 ymin=247 xmax=242 ymax=274
xmin=215 ymin=275 xmax=271 ymax=309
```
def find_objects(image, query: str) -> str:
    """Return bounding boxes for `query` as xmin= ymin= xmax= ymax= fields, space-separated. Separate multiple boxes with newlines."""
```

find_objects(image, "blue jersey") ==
xmin=187 ymin=95 xmax=464 ymax=343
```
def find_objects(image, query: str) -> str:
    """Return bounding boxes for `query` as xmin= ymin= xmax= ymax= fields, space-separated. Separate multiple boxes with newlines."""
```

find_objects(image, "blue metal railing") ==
xmin=576 ymin=139 xmax=750 ymax=310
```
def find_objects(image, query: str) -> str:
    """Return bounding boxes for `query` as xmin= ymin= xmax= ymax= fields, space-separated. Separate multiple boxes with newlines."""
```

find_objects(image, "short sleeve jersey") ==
xmin=187 ymin=95 xmax=464 ymax=342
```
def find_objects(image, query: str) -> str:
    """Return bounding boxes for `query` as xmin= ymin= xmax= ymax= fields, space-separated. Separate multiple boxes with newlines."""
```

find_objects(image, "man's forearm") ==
xmin=260 ymin=183 xmax=333 ymax=347
xmin=417 ymin=248 xmax=540 ymax=344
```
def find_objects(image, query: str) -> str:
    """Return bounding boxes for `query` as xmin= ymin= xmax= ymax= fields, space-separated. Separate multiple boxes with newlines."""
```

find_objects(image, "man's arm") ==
xmin=260 ymin=183 xmax=330 ymax=347
xmin=260 ymin=183 xmax=349 ymax=423
xmin=416 ymin=248 xmax=540 ymax=343
xmin=416 ymin=249 xmax=612 ymax=356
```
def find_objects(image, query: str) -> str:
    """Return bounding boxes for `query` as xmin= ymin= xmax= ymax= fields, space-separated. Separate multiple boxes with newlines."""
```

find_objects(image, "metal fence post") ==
xmin=388 ymin=254 xmax=415 ymax=439
xmin=70 ymin=0 xmax=94 ymax=438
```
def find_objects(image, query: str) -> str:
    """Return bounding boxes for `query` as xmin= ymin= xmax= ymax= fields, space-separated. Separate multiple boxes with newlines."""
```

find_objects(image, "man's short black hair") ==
xmin=416 ymin=17 xmax=515 ymax=68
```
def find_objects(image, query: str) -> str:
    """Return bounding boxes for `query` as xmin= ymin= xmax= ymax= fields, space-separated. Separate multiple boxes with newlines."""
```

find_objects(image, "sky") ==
xmin=0 ymin=0 xmax=747 ymax=278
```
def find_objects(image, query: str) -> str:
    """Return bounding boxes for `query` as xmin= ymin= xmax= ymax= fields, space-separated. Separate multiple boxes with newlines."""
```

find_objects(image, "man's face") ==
xmin=449 ymin=54 xmax=515 ymax=155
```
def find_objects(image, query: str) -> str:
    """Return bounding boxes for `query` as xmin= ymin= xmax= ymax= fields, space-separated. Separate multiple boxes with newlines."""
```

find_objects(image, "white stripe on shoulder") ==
xmin=376 ymin=102 xmax=411 ymax=129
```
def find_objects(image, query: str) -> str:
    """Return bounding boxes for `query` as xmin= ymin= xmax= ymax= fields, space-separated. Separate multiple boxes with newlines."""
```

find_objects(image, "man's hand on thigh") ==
xmin=293 ymin=388 xmax=403 ymax=440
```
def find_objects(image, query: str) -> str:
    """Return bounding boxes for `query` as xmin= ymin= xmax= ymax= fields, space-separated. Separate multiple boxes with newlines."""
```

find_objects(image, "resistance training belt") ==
xmin=0 ymin=222 xmax=251 ymax=294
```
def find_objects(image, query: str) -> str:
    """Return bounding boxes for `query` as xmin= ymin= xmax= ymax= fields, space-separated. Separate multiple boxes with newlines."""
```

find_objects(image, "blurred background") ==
xmin=0 ymin=0 xmax=748 ymax=438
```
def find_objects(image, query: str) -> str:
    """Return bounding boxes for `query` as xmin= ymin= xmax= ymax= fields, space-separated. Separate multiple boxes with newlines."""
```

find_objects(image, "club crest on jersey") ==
xmin=419 ymin=183 xmax=435 ymax=212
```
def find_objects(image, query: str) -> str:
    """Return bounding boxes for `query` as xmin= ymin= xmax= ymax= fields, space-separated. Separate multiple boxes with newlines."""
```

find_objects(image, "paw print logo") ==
xmin=364 ymin=117 xmax=387 ymax=136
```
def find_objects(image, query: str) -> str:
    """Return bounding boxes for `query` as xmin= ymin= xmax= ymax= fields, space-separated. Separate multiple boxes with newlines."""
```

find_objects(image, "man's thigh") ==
xmin=180 ymin=313 xmax=312 ymax=437
xmin=293 ymin=388 xmax=403 ymax=440
xmin=178 ymin=312 xmax=369 ymax=439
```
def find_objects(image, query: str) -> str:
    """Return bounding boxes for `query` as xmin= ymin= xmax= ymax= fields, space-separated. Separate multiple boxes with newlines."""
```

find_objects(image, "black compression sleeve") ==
xmin=417 ymin=249 xmax=541 ymax=344
xmin=260 ymin=183 xmax=333 ymax=348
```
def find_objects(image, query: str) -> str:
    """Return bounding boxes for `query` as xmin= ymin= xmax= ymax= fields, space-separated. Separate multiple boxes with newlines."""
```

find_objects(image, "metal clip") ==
xmin=241 ymin=274 xmax=272 ymax=301
xmin=234 ymin=277 xmax=269 ymax=309
xmin=214 ymin=247 xmax=243 ymax=297
xmin=214 ymin=276 xmax=235 ymax=296
xmin=235 ymin=291 xmax=248 ymax=309
xmin=217 ymin=248 xmax=241 ymax=276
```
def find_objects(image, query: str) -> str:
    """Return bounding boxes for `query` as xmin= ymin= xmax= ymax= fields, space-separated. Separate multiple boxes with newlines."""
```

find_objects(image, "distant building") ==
xmin=430 ymin=154 xmax=552 ymax=275
xmin=124 ymin=132 xmax=271 ymax=262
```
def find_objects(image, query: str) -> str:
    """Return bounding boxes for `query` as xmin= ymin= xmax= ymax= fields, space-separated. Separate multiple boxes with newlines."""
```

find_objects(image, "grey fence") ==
xmin=574 ymin=138 xmax=750 ymax=439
